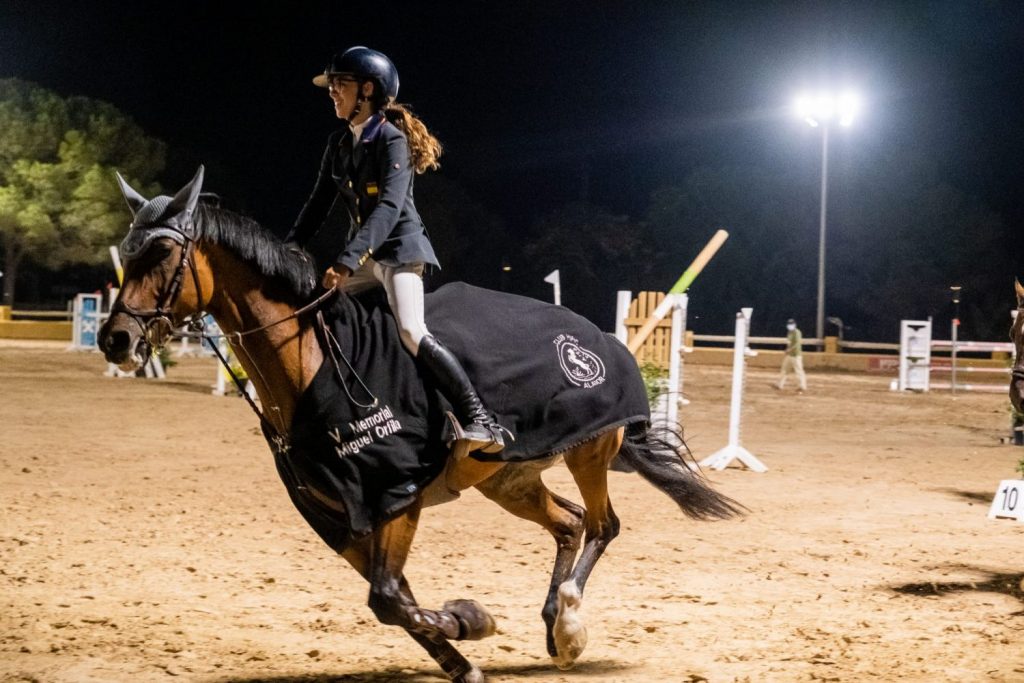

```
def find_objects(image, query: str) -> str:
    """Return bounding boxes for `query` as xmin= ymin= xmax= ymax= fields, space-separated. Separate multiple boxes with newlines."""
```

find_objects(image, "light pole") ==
xmin=795 ymin=91 xmax=860 ymax=342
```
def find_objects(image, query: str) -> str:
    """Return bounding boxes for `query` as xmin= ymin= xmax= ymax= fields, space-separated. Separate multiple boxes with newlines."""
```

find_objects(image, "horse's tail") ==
xmin=615 ymin=425 xmax=746 ymax=521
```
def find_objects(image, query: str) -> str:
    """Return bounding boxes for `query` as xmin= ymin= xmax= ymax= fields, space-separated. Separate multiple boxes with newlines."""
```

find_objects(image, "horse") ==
xmin=1010 ymin=280 xmax=1024 ymax=414
xmin=99 ymin=166 xmax=743 ymax=682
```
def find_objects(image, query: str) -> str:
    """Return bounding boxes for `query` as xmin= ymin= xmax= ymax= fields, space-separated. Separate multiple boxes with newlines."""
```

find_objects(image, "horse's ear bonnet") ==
xmin=116 ymin=166 xmax=205 ymax=260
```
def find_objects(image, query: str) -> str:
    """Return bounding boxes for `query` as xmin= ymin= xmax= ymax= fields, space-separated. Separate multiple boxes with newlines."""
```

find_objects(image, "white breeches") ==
xmin=340 ymin=259 xmax=429 ymax=355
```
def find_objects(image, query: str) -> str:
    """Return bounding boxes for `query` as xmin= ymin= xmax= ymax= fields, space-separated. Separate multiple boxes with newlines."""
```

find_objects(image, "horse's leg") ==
xmin=551 ymin=427 xmax=626 ymax=670
xmin=362 ymin=501 xmax=495 ymax=682
xmin=422 ymin=443 xmax=506 ymax=507
xmin=341 ymin=539 xmax=483 ymax=682
xmin=474 ymin=459 xmax=585 ymax=659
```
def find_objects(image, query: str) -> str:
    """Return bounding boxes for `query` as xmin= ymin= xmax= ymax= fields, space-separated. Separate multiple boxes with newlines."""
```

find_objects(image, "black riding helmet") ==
xmin=312 ymin=46 xmax=399 ymax=103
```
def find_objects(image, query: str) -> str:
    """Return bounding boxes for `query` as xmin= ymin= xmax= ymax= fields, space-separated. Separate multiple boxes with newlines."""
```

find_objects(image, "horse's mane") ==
xmin=195 ymin=204 xmax=316 ymax=300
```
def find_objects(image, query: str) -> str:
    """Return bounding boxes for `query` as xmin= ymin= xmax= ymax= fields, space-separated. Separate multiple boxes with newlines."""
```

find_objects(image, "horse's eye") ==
xmin=124 ymin=238 xmax=175 ymax=272
xmin=151 ymin=241 xmax=174 ymax=259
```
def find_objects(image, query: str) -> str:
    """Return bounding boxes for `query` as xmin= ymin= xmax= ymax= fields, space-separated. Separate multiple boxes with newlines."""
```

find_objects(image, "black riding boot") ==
xmin=417 ymin=334 xmax=505 ymax=453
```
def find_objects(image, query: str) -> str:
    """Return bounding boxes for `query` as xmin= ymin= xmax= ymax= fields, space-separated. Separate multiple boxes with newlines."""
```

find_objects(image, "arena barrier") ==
xmin=0 ymin=305 xmax=73 ymax=341
xmin=897 ymin=319 xmax=1011 ymax=393
xmin=616 ymin=290 xmax=689 ymax=428
xmin=699 ymin=307 xmax=767 ymax=472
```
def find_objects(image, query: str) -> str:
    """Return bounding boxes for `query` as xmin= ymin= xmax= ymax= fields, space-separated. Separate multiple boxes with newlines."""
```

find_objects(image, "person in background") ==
xmin=776 ymin=318 xmax=807 ymax=393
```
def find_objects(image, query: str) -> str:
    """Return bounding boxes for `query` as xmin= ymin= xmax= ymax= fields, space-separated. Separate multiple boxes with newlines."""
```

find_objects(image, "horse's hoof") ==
xmin=452 ymin=663 xmax=486 ymax=683
xmin=552 ymin=581 xmax=587 ymax=670
xmin=444 ymin=599 xmax=497 ymax=641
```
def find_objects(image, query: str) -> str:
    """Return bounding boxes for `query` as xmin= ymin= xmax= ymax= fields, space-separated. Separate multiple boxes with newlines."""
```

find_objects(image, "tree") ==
xmin=643 ymin=158 xmax=1011 ymax=340
xmin=832 ymin=178 xmax=1007 ymax=340
xmin=413 ymin=173 xmax=507 ymax=289
xmin=643 ymin=164 xmax=818 ymax=335
xmin=523 ymin=201 xmax=658 ymax=328
xmin=0 ymin=79 xmax=166 ymax=305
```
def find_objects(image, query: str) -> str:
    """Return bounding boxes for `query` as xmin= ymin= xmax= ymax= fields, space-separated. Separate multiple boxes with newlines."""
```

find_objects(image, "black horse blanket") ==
xmin=271 ymin=282 xmax=649 ymax=550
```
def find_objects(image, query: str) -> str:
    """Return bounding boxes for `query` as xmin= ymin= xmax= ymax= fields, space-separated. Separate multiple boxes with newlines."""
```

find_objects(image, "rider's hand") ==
xmin=322 ymin=266 xmax=352 ymax=290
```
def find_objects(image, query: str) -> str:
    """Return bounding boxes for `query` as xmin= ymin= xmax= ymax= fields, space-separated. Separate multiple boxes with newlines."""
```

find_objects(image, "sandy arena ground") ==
xmin=2 ymin=340 xmax=1023 ymax=682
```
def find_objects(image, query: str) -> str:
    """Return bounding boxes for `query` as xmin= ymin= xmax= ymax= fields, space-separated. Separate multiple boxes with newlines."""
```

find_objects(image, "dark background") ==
xmin=2 ymin=1 xmax=1022 ymax=340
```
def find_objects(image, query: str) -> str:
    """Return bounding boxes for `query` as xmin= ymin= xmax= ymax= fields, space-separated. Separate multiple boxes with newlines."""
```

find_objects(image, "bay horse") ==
xmin=1009 ymin=280 xmax=1024 ymax=414
xmin=99 ymin=167 xmax=742 ymax=682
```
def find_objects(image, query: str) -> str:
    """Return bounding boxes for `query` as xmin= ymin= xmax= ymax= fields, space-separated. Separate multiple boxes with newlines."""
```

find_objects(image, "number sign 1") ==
xmin=987 ymin=480 xmax=1024 ymax=522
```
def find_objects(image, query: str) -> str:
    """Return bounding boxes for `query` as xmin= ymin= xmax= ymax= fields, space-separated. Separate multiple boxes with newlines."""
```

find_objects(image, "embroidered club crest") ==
xmin=554 ymin=334 xmax=606 ymax=388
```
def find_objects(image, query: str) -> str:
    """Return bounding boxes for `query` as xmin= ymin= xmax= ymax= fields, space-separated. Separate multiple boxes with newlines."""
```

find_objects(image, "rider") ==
xmin=286 ymin=46 xmax=504 ymax=453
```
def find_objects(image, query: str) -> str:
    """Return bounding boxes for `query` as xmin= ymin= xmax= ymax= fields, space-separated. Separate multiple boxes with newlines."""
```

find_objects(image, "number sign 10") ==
xmin=988 ymin=480 xmax=1024 ymax=522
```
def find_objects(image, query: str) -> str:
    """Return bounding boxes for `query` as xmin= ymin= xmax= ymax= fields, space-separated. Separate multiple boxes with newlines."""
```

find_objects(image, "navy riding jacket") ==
xmin=287 ymin=113 xmax=439 ymax=273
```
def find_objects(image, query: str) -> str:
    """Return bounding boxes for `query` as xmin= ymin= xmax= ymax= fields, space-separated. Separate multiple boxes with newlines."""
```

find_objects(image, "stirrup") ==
xmin=443 ymin=411 xmax=507 ymax=454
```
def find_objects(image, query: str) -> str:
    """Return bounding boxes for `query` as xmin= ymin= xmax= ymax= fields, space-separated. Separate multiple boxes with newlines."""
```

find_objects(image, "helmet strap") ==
xmin=349 ymin=79 xmax=376 ymax=122
xmin=348 ymin=98 xmax=363 ymax=125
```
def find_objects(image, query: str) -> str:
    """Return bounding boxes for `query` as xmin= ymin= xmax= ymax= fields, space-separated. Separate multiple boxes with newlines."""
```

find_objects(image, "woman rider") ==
xmin=286 ymin=46 xmax=504 ymax=453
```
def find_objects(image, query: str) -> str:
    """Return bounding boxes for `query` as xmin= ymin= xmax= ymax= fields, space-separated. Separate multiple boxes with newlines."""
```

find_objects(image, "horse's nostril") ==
xmin=106 ymin=329 xmax=132 ymax=353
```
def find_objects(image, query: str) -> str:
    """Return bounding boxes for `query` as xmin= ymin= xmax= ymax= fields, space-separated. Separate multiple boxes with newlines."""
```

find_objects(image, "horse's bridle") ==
xmin=110 ymin=220 xmax=204 ymax=351
xmin=108 ymin=214 xmax=352 ymax=445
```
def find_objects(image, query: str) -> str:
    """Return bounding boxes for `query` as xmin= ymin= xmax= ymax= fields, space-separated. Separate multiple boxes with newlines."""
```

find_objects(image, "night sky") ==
xmin=3 ymin=1 xmax=1023 ymax=339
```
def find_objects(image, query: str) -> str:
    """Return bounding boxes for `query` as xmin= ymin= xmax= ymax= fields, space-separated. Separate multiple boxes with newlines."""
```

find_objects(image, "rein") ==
xmin=178 ymin=287 xmax=337 ymax=344
xmin=114 ymin=213 xmax=378 ymax=450
xmin=113 ymin=216 xmax=329 ymax=443
xmin=190 ymin=290 xmax=379 ymax=451
xmin=185 ymin=287 xmax=384 ymax=446
xmin=177 ymin=288 xmax=338 ymax=447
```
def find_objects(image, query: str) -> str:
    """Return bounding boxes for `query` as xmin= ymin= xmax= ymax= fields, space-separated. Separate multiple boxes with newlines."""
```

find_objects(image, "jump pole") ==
xmin=699 ymin=307 xmax=767 ymax=472
xmin=664 ymin=294 xmax=687 ymax=426
xmin=627 ymin=229 xmax=728 ymax=355
xmin=109 ymin=245 xmax=124 ymax=285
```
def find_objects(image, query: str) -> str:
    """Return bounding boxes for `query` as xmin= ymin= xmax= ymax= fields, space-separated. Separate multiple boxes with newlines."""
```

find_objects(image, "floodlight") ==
xmin=791 ymin=86 xmax=863 ymax=340
xmin=837 ymin=91 xmax=860 ymax=127
xmin=796 ymin=90 xmax=861 ymax=128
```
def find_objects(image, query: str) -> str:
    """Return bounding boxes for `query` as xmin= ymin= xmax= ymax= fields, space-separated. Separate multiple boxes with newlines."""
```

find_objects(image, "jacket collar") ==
xmin=355 ymin=112 xmax=386 ymax=146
